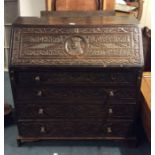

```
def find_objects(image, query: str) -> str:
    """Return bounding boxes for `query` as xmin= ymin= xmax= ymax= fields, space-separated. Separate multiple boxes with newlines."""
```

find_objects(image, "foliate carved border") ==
xmin=11 ymin=25 xmax=143 ymax=67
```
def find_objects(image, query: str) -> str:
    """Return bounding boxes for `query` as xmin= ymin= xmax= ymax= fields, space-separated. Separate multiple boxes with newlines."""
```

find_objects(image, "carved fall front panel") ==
xmin=11 ymin=26 xmax=143 ymax=67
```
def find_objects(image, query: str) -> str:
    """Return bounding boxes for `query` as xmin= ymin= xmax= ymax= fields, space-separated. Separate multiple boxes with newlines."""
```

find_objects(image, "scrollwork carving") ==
xmin=10 ymin=25 xmax=143 ymax=67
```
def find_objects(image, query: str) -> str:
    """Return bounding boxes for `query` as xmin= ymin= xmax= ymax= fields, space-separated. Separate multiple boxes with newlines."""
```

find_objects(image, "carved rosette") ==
xmin=10 ymin=25 xmax=143 ymax=67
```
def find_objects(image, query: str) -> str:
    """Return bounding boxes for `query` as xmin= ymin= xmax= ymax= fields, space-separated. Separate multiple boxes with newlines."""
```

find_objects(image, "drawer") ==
xmin=15 ymin=70 xmax=136 ymax=86
xmin=15 ymin=86 xmax=136 ymax=102
xmin=16 ymin=103 xmax=136 ymax=119
xmin=18 ymin=119 xmax=134 ymax=137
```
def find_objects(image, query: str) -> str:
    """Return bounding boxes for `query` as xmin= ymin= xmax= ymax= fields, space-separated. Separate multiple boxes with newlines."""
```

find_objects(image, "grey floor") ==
xmin=4 ymin=72 xmax=151 ymax=155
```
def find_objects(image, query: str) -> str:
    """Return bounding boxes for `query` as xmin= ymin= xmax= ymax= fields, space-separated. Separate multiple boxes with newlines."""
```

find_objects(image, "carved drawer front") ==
xmin=18 ymin=120 xmax=134 ymax=137
xmin=15 ymin=86 xmax=136 ymax=102
xmin=15 ymin=70 xmax=136 ymax=86
xmin=16 ymin=103 xmax=136 ymax=119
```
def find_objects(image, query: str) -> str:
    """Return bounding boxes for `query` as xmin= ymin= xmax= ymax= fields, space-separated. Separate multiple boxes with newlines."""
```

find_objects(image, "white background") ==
xmin=19 ymin=0 xmax=45 ymax=17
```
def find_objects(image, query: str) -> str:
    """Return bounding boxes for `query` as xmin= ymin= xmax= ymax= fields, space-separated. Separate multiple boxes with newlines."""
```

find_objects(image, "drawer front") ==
xmin=16 ymin=103 xmax=136 ymax=119
xmin=16 ymin=70 xmax=136 ymax=86
xmin=18 ymin=120 xmax=134 ymax=137
xmin=15 ymin=86 xmax=136 ymax=101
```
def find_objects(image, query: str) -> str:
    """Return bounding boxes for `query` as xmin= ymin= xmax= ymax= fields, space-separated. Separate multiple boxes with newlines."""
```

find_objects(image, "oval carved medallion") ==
xmin=65 ymin=36 xmax=87 ymax=56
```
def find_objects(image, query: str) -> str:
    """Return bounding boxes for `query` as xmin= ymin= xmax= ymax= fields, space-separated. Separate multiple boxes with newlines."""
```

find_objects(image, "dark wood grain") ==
xmin=15 ymin=86 xmax=136 ymax=102
xmin=18 ymin=119 xmax=134 ymax=137
xmin=16 ymin=69 xmax=137 ymax=86
xmin=15 ymin=103 xmax=136 ymax=119
xmin=9 ymin=15 xmax=143 ymax=146
xmin=12 ymin=16 xmax=139 ymax=26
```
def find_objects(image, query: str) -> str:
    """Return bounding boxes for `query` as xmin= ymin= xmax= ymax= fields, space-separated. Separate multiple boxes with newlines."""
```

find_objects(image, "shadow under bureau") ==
xmin=9 ymin=15 xmax=144 ymax=146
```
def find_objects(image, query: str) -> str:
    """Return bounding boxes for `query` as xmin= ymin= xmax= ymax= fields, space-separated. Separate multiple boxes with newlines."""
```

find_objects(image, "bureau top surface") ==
xmin=10 ymin=16 xmax=143 ymax=68
xmin=13 ymin=16 xmax=139 ymax=26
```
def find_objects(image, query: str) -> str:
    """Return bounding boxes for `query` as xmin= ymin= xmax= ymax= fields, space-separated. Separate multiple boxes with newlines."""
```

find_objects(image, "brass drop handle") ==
xmin=34 ymin=76 xmax=40 ymax=81
xmin=108 ymin=108 xmax=113 ymax=114
xmin=109 ymin=90 xmax=114 ymax=97
xmin=37 ymin=90 xmax=42 ymax=96
xmin=107 ymin=127 xmax=112 ymax=133
xmin=38 ymin=108 xmax=44 ymax=115
xmin=40 ymin=126 xmax=46 ymax=133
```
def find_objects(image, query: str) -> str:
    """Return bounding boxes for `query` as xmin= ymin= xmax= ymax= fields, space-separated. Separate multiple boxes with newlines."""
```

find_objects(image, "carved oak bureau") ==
xmin=9 ymin=16 xmax=144 ymax=146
